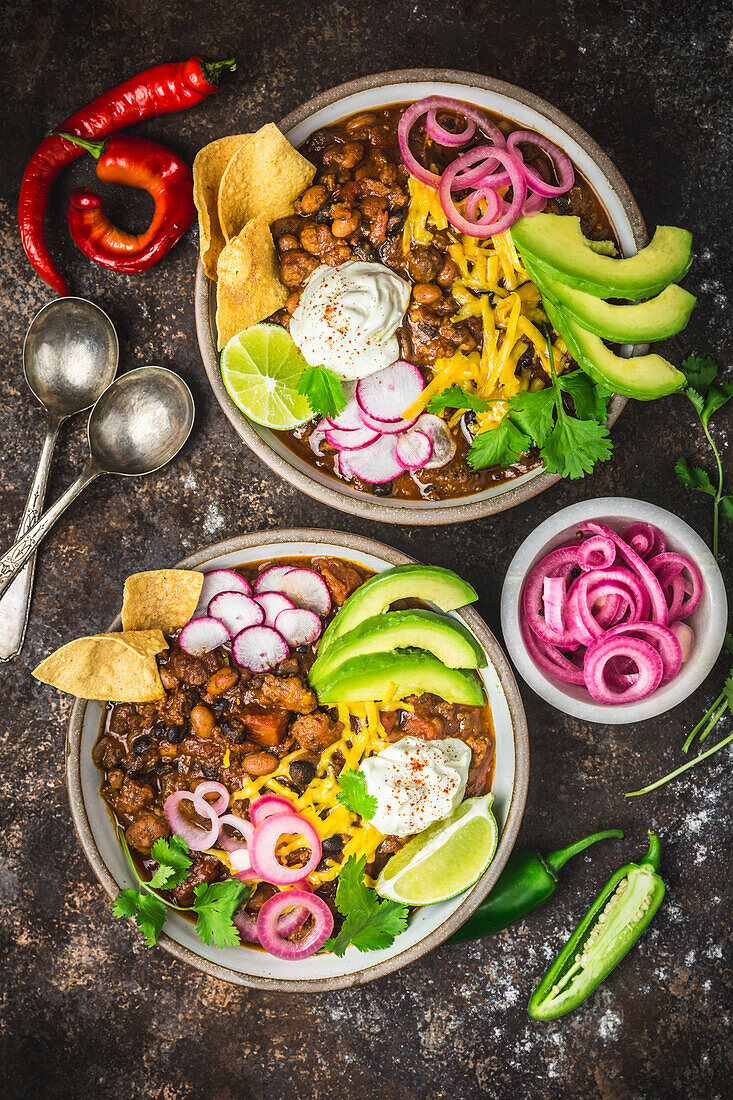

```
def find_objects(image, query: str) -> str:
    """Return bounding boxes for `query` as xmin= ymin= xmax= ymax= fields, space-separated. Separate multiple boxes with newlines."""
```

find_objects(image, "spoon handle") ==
xmin=0 ymin=462 xmax=101 ymax=603
xmin=0 ymin=417 xmax=61 ymax=661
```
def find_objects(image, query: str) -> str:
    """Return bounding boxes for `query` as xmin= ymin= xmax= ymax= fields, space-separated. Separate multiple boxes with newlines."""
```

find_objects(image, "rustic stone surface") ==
xmin=0 ymin=1 xmax=731 ymax=1096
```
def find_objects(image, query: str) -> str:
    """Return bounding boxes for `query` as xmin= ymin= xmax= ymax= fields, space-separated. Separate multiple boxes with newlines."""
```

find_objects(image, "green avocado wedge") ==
xmin=315 ymin=650 xmax=485 ymax=706
xmin=511 ymin=214 xmax=692 ymax=299
xmin=531 ymin=269 xmax=696 ymax=343
xmin=318 ymin=564 xmax=478 ymax=654
xmin=542 ymin=297 xmax=686 ymax=400
xmin=309 ymin=609 xmax=485 ymax=685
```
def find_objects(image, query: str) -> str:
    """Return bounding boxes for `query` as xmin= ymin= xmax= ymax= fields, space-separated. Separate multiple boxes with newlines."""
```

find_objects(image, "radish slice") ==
xmin=255 ymin=566 xmax=332 ymax=616
xmin=208 ymin=591 xmax=265 ymax=635
xmin=395 ymin=428 xmax=433 ymax=471
xmin=325 ymin=424 xmax=381 ymax=450
xmin=231 ymin=625 xmax=289 ymax=672
xmin=196 ymin=568 xmax=251 ymax=614
xmin=358 ymin=407 xmax=419 ymax=435
xmin=339 ymin=433 xmax=405 ymax=484
xmin=254 ymin=592 xmax=296 ymax=627
xmin=325 ymin=394 xmax=363 ymax=432
xmin=416 ymin=413 xmax=457 ymax=469
xmin=356 ymin=361 xmax=425 ymax=422
xmin=253 ymin=566 xmax=295 ymax=594
xmin=178 ymin=616 xmax=231 ymax=655
xmin=275 ymin=608 xmax=322 ymax=647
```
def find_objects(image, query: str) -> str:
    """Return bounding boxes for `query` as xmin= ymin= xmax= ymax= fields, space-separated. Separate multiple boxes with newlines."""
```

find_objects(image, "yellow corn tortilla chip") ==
xmin=217 ymin=123 xmax=315 ymax=243
xmin=121 ymin=569 xmax=203 ymax=633
xmin=216 ymin=215 xmax=289 ymax=349
xmin=32 ymin=630 xmax=168 ymax=702
xmin=193 ymin=134 xmax=251 ymax=280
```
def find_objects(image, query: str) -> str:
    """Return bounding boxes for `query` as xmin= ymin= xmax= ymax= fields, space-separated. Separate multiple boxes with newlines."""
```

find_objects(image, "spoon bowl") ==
xmin=89 ymin=366 xmax=195 ymax=475
xmin=23 ymin=297 xmax=119 ymax=418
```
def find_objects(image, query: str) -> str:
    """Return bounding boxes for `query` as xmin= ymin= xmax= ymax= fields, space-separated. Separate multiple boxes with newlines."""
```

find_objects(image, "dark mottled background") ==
xmin=1 ymin=1 xmax=731 ymax=1097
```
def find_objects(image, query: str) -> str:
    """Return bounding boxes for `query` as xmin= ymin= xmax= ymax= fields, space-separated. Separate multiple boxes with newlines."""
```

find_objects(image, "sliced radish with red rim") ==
xmin=178 ymin=616 xmax=231 ymax=655
xmin=325 ymin=424 xmax=381 ymax=450
xmin=274 ymin=607 xmax=322 ymax=647
xmin=208 ymin=591 xmax=265 ymax=634
xmin=253 ymin=566 xmax=295 ymax=594
xmin=196 ymin=568 xmax=251 ymax=614
xmin=356 ymin=361 xmax=425 ymax=422
xmin=325 ymin=395 xmax=363 ymax=433
xmin=395 ymin=428 xmax=433 ymax=471
xmin=417 ymin=413 xmax=457 ymax=469
xmin=358 ymin=407 xmax=419 ymax=435
xmin=231 ymin=625 xmax=289 ymax=672
xmin=253 ymin=591 xmax=296 ymax=627
xmin=255 ymin=566 xmax=331 ymax=616
xmin=339 ymin=434 xmax=405 ymax=484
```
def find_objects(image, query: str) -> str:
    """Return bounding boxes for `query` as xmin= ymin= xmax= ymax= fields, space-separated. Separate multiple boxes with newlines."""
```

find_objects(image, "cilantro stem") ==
xmin=626 ymin=730 xmax=733 ymax=797
xmin=681 ymin=692 xmax=727 ymax=753
xmin=699 ymin=699 xmax=730 ymax=744
xmin=117 ymin=826 xmax=189 ymax=912
xmin=700 ymin=417 xmax=724 ymax=560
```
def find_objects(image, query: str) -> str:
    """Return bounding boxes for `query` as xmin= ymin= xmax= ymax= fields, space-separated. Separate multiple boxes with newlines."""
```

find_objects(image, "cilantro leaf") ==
xmin=723 ymin=673 xmax=733 ymax=710
xmin=336 ymin=769 xmax=377 ymax=820
xmin=148 ymin=835 xmax=193 ymax=889
xmin=701 ymin=385 xmax=731 ymax=427
xmin=296 ymin=365 xmax=347 ymax=418
xmin=427 ymin=386 xmax=490 ymax=414
xmin=507 ymin=388 xmax=557 ymax=447
xmin=724 ymin=632 xmax=733 ymax=658
xmin=466 ymin=416 xmax=531 ymax=470
xmin=323 ymin=854 xmax=408 ymax=957
xmin=193 ymin=880 xmax=248 ymax=949
xmin=685 ymin=388 xmax=705 ymax=417
xmin=681 ymin=355 xmax=718 ymax=395
xmin=541 ymin=414 xmax=612 ymax=480
xmin=113 ymin=888 xmax=167 ymax=946
xmin=721 ymin=496 xmax=733 ymax=523
xmin=675 ymin=458 xmax=716 ymax=497
xmin=557 ymin=370 xmax=611 ymax=422
xmin=113 ymin=888 xmax=141 ymax=920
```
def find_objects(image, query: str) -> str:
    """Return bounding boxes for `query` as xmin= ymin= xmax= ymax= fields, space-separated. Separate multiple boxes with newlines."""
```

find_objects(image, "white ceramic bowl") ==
xmin=501 ymin=498 xmax=728 ymax=724
xmin=195 ymin=69 xmax=644 ymax=525
xmin=66 ymin=529 xmax=528 ymax=991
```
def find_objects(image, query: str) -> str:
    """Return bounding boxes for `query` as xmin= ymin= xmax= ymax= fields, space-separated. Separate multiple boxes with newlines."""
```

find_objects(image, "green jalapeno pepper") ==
xmin=449 ymin=828 xmax=623 ymax=944
xmin=528 ymin=832 xmax=665 ymax=1020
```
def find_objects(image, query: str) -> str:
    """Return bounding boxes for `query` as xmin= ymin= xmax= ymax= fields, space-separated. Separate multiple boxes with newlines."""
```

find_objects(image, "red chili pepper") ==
xmin=58 ymin=133 xmax=195 ymax=273
xmin=19 ymin=55 xmax=235 ymax=295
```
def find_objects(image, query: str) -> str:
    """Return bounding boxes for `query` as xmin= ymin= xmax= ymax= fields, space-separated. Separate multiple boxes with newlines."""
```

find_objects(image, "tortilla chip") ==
xmin=217 ymin=123 xmax=315 ymax=244
xmin=32 ymin=630 xmax=168 ymax=702
xmin=121 ymin=569 xmax=203 ymax=633
xmin=216 ymin=215 xmax=289 ymax=349
xmin=193 ymin=134 xmax=251 ymax=279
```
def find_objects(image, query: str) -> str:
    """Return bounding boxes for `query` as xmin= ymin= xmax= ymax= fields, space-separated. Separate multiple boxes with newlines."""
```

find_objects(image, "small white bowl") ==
xmin=501 ymin=498 xmax=728 ymax=724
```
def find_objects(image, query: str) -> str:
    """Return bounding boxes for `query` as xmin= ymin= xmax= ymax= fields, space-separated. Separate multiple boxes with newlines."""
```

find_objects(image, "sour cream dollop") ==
xmin=360 ymin=736 xmax=471 ymax=837
xmin=289 ymin=261 xmax=410 ymax=381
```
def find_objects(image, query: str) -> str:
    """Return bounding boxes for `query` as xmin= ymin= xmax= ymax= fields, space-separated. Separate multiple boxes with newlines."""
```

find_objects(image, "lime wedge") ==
xmin=376 ymin=794 xmax=498 ymax=905
xmin=220 ymin=323 xmax=314 ymax=430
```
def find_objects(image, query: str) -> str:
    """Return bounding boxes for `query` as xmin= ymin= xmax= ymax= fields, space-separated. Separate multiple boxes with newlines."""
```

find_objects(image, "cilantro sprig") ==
xmin=323 ymin=854 xmax=408 ymax=956
xmin=112 ymin=829 xmax=250 ymax=948
xmin=296 ymin=365 xmax=347 ymax=419
xmin=675 ymin=356 xmax=732 ymax=559
xmin=336 ymin=769 xmax=377 ymax=820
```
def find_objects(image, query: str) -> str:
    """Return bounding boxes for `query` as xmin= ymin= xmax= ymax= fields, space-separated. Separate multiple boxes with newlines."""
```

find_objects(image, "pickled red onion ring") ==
xmin=256 ymin=891 xmax=333 ymax=960
xmin=439 ymin=146 xmax=527 ymax=238
xmin=193 ymin=780 xmax=229 ymax=816
xmin=249 ymin=812 xmax=322 ymax=885
xmin=578 ymin=521 xmax=669 ymax=625
xmin=249 ymin=793 xmax=295 ymax=827
xmin=163 ymin=790 xmax=220 ymax=851
xmin=397 ymin=95 xmax=506 ymax=187
xmin=583 ymin=636 xmax=664 ymax=704
xmin=543 ymin=577 xmax=567 ymax=636
xmin=522 ymin=545 xmax=580 ymax=649
xmin=506 ymin=130 xmax=575 ymax=197
xmin=578 ymin=535 xmax=616 ymax=572
xmin=426 ymin=108 xmax=476 ymax=147
xmin=620 ymin=522 xmax=665 ymax=561
xmin=647 ymin=553 xmax=703 ymax=620
xmin=217 ymin=813 xmax=254 ymax=853
xmin=522 ymin=623 xmax=585 ymax=685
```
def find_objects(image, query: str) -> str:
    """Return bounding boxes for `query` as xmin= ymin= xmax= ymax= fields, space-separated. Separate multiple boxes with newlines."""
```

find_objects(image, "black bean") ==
xmin=165 ymin=724 xmax=184 ymax=744
xmin=386 ymin=210 xmax=407 ymax=235
xmin=212 ymin=697 xmax=231 ymax=713
xmin=152 ymin=723 xmax=168 ymax=741
xmin=132 ymin=736 xmax=152 ymax=755
xmin=289 ymin=760 xmax=316 ymax=788
xmin=295 ymin=645 xmax=309 ymax=654
xmin=322 ymin=834 xmax=344 ymax=855
xmin=464 ymin=410 xmax=477 ymax=427
xmin=221 ymin=720 xmax=248 ymax=744
xmin=351 ymin=238 xmax=378 ymax=261
xmin=373 ymin=482 xmax=393 ymax=496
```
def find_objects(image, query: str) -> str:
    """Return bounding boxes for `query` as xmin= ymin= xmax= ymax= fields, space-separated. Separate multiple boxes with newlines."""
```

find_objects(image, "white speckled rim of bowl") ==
xmin=500 ymin=498 xmax=728 ymax=725
xmin=194 ymin=68 xmax=646 ymax=526
xmin=65 ymin=529 xmax=529 ymax=991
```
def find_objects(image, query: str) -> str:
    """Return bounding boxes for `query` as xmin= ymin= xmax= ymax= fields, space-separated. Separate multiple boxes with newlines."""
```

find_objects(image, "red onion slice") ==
xmin=506 ymin=130 xmax=575 ymax=197
xmin=542 ymin=576 xmax=567 ymax=636
xmin=671 ymin=621 xmax=695 ymax=662
xmin=647 ymin=552 xmax=703 ymax=620
xmin=578 ymin=522 xmax=669 ymax=625
xmin=249 ymin=812 xmax=322 ymax=885
xmin=578 ymin=535 xmax=616 ymax=572
xmin=439 ymin=145 xmax=527 ymax=238
xmin=194 ymin=780 xmax=230 ymax=816
xmin=583 ymin=636 xmax=664 ymax=704
xmin=217 ymin=813 xmax=255 ymax=853
xmin=164 ymin=790 xmax=220 ymax=851
xmin=620 ymin=522 xmax=665 ymax=561
xmin=249 ymin=794 xmax=295 ymax=827
xmin=522 ymin=623 xmax=586 ymax=685
xmin=522 ymin=545 xmax=581 ymax=648
xmin=425 ymin=107 xmax=477 ymax=146
xmin=256 ymin=891 xmax=334 ymax=960
xmin=397 ymin=96 xmax=506 ymax=188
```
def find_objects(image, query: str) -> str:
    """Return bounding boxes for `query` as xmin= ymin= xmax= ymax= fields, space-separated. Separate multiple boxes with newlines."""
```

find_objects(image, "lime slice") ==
xmin=376 ymin=794 xmax=498 ymax=905
xmin=220 ymin=323 xmax=314 ymax=430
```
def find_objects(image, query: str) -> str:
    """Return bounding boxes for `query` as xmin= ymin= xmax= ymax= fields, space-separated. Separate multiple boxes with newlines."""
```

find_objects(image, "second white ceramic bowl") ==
xmin=501 ymin=498 xmax=728 ymax=724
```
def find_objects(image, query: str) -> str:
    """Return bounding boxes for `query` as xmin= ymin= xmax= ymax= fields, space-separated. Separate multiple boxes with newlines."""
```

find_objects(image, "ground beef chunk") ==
xmin=317 ymin=556 xmax=364 ymax=606
xmin=379 ymin=710 xmax=399 ymax=738
xmin=114 ymin=776 xmax=154 ymax=820
xmin=291 ymin=712 xmax=343 ymax=753
xmin=254 ymin=674 xmax=317 ymax=713
xmin=125 ymin=811 xmax=170 ymax=856
xmin=169 ymin=853 xmax=224 ymax=907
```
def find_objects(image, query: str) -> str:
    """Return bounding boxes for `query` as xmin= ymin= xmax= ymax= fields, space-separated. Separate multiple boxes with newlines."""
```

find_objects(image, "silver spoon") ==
xmin=0 ymin=367 xmax=195 ymax=603
xmin=0 ymin=298 xmax=119 ymax=661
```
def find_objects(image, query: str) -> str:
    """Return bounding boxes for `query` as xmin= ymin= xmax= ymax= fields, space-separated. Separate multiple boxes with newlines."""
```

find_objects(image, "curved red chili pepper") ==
xmin=59 ymin=134 xmax=195 ymax=273
xmin=18 ymin=55 xmax=235 ymax=295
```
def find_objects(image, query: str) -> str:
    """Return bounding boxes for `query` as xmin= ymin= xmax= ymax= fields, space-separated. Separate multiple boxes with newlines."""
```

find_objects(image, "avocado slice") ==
xmin=315 ymin=650 xmax=485 ymax=706
xmin=310 ymin=609 xmax=485 ymax=684
xmin=318 ymin=564 xmax=478 ymax=653
xmin=542 ymin=297 xmax=686 ymax=400
xmin=532 ymin=269 xmax=696 ymax=343
xmin=511 ymin=214 xmax=692 ymax=299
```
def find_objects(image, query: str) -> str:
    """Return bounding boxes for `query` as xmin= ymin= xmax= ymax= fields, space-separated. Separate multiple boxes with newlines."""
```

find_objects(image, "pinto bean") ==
xmin=277 ymin=234 xmax=300 ymax=253
xmin=207 ymin=666 xmax=239 ymax=695
xmin=190 ymin=704 xmax=215 ymax=739
xmin=242 ymin=752 xmax=279 ymax=776
xmin=298 ymin=184 xmax=328 ymax=214
xmin=280 ymin=251 xmax=319 ymax=287
xmin=412 ymin=283 xmax=442 ymax=305
xmin=332 ymin=210 xmax=361 ymax=238
xmin=300 ymin=223 xmax=335 ymax=255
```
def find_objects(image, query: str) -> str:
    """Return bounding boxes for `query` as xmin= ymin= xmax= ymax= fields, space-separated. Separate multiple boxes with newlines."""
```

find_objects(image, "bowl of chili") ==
xmin=195 ymin=70 xmax=645 ymax=524
xmin=65 ymin=528 xmax=529 ymax=991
